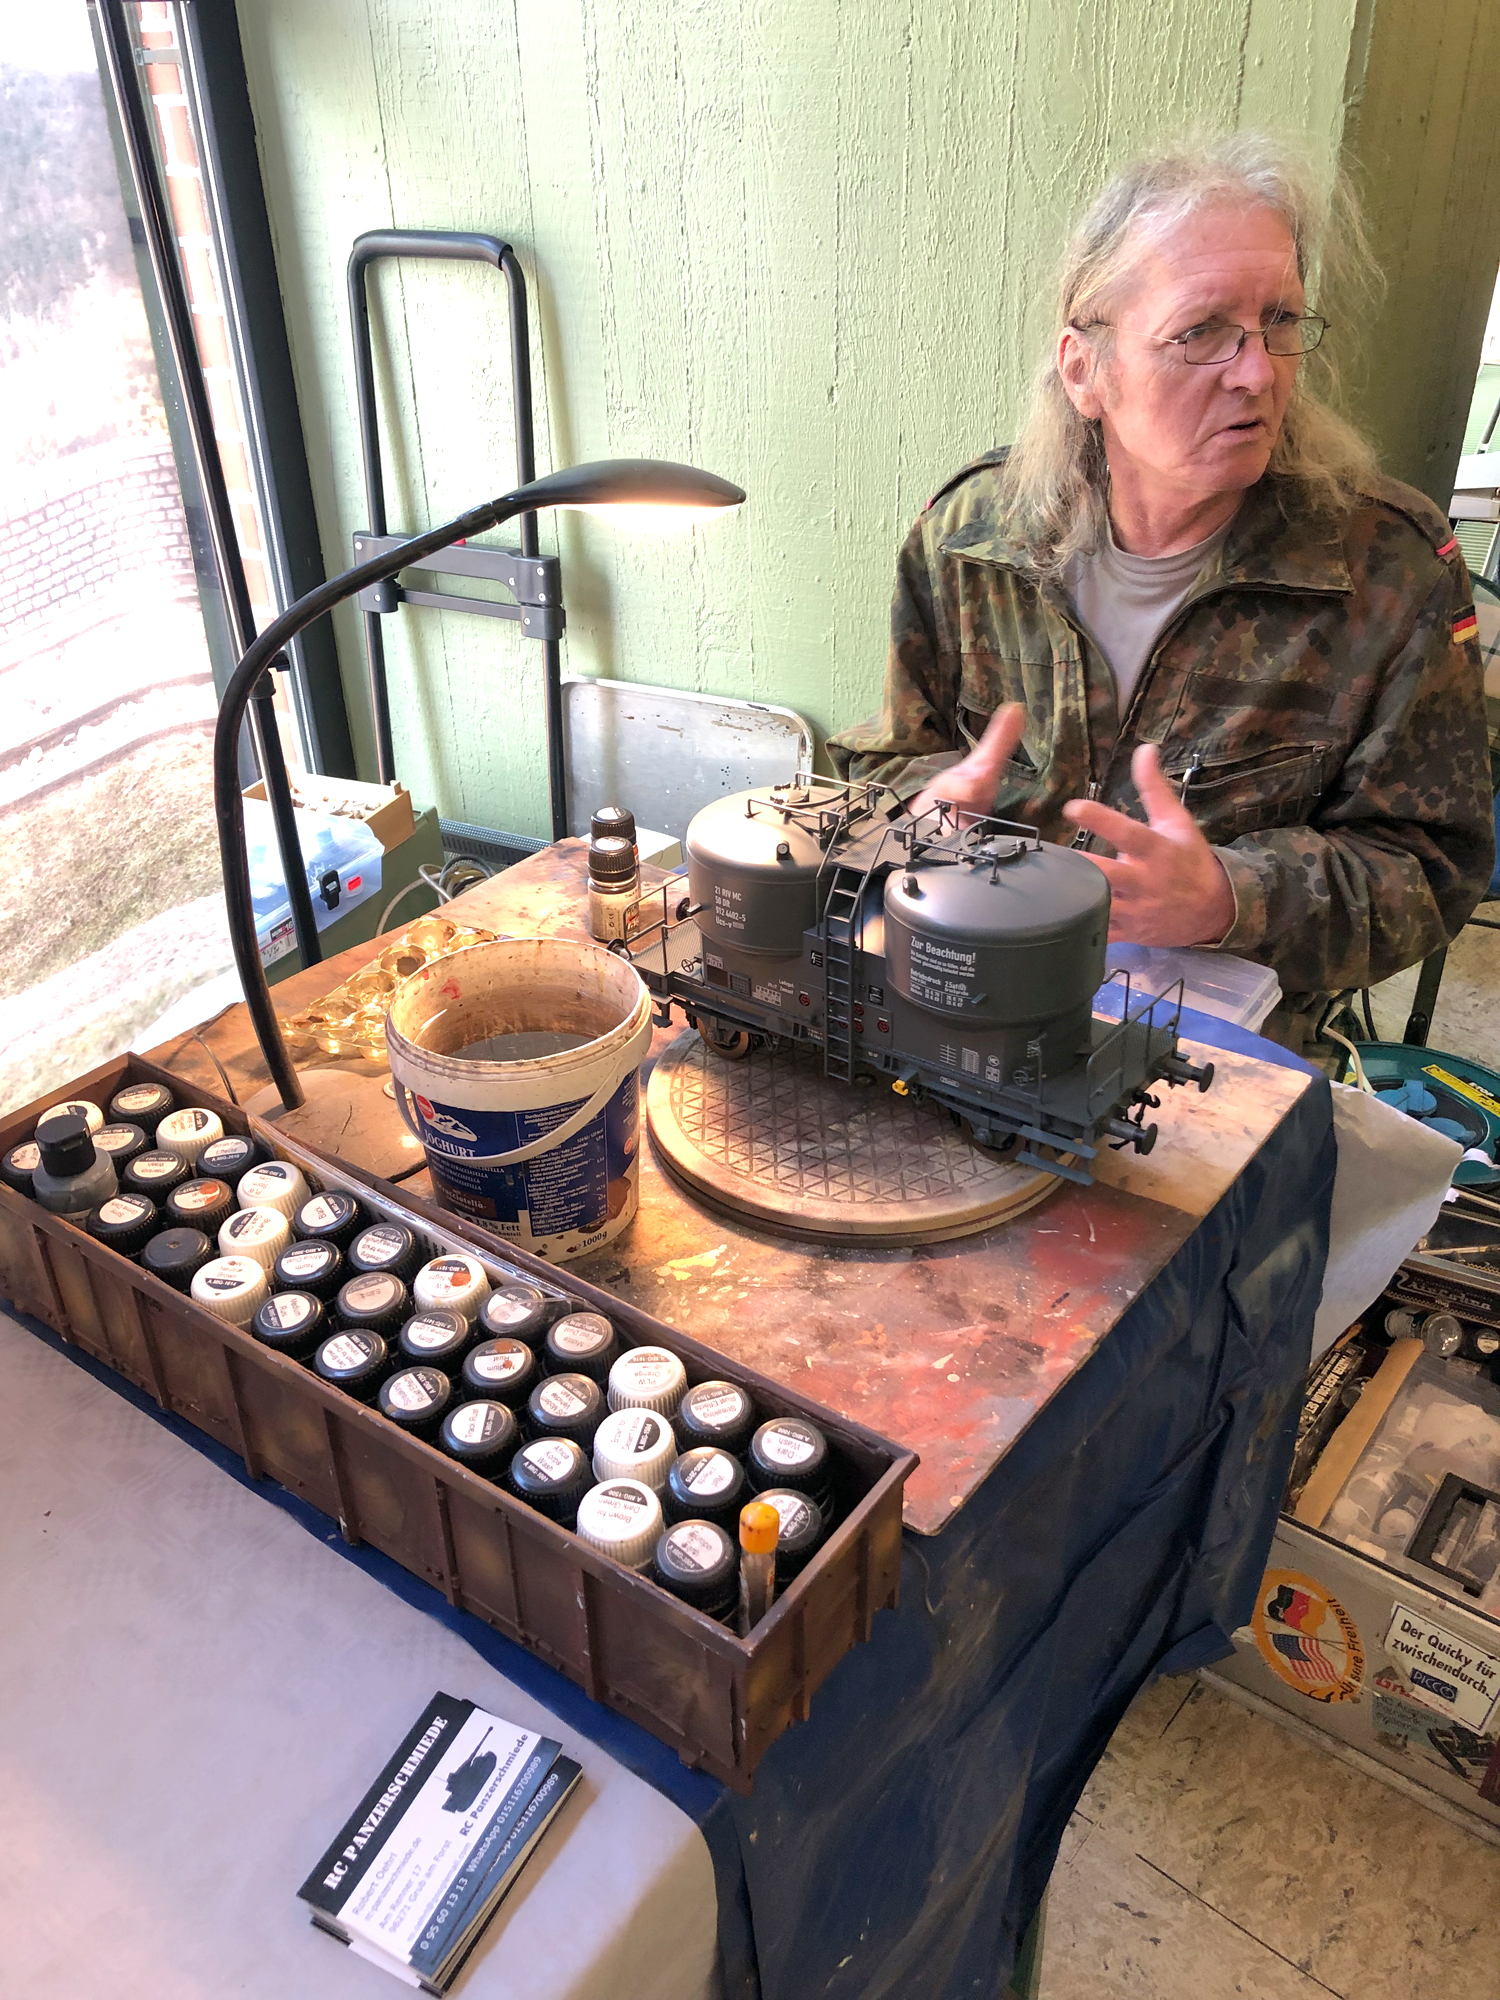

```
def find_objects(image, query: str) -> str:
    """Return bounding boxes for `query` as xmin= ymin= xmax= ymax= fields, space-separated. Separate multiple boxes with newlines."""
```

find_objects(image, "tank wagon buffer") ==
xmin=623 ymin=776 xmax=1215 ymax=1184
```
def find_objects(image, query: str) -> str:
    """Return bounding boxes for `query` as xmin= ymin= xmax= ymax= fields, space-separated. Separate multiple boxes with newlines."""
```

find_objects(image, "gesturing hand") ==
xmin=909 ymin=703 xmax=1027 ymax=822
xmin=1060 ymin=743 xmax=1237 ymax=947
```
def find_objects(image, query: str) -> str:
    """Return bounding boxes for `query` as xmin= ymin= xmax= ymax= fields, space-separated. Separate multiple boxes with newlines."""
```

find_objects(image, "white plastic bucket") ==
xmin=385 ymin=936 xmax=653 ymax=1262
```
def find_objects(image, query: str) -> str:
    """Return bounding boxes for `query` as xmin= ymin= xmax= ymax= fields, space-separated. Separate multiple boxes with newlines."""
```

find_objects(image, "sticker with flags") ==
xmin=1251 ymin=1570 xmax=1364 ymax=1704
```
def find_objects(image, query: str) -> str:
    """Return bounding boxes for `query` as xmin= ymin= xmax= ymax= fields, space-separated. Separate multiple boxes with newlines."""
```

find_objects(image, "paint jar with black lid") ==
xmin=335 ymin=1271 xmax=410 ymax=1338
xmin=399 ymin=1309 xmax=473 ymax=1369
xmin=748 ymin=1415 xmax=833 ymax=1514
xmin=108 ymin=1081 xmax=174 ymax=1136
xmin=675 ymin=1379 xmax=756 ymax=1458
xmin=141 ymin=1226 xmax=214 ymax=1292
xmin=462 ymin=1337 xmax=539 ymax=1407
xmin=3 ymin=1141 xmax=41 ymax=1197
xmin=757 ymin=1488 xmax=826 ymax=1582
xmin=347 ymin=1220 xmax=420 ymax=1282
xmin=251 ymin=1289 xmax=326 ymax=1359
xmin=544 ymin=1310 xmax=620 ymax=1386
xmin=313 ymin=1327 xmax=390 ymax=1402
xmin=273 ymin=1237 xmax=345 ymax=1301
xmin=86 ymin=1191 xmax=160 ymax=1258
xmin=167 ymin=1177 xmax=235 ymax=1236
xmin=478 ymin=1282 xmax=551 ymax=1349
xmin=94 ymin=1123 xmax=149 ymax=1173
xmin=438 ymin=1399 xmax=518 ymax=1475
xmin=653 ymin=1519 xmax=739 ymax=1621
xmin=663 ymin=1446 xmax=747 ymax=1531
xmin=199 ymin=1133 xmax=264 ymax=1184
xmin=526 ymin=1371 xmax=606 ymax=1449
xmin=292 ymin=1188 xmax=363 ymax=1250
xmin=124 ymin=1150 xmax=190 ymax=1200
xmin=507 ymin=1437 xmax=593 ymax=1525
xmin=378 ymin=1365 xmax=453 ymax=1441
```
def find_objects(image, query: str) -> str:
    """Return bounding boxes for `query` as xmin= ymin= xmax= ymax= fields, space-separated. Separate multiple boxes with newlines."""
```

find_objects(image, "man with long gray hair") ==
xmin=829 ymin=134 xmax=1493 ymax=1050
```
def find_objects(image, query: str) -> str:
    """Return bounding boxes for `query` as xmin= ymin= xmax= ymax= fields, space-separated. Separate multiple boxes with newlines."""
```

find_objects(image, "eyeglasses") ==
xmin=1080 ymin=314 xmax=1329 ymax=365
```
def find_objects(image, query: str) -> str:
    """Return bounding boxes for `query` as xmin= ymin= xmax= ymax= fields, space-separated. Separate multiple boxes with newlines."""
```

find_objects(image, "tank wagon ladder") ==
xmin=819 ymin=865 xmax=864 ymax=1081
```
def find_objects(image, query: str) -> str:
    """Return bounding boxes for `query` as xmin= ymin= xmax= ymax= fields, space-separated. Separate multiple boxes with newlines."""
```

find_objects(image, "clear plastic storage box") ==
xmin=243 ymin=796 xmax=384 ymax=968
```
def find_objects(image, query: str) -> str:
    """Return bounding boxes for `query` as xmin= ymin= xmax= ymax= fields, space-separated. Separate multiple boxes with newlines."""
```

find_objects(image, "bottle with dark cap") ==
xmin=347 ymin=1220 xmax=420 ymax=1281
xmin=757 ymin=1488 xmax=826 ymax=1582
xmin=141 ymin=1226 xmax=214 ymax=1292
xmin=399 ymin=1309 xmax=473 ymax=1369
xmin=251 ymin=1289 xmax=326 ymax=1359
xmin=462 ymin=1337 xmax=539 ymax=1407
xmin=654 ymin=1519 xmax=739 ymax=1622
xmin=663 ymin=1446 xmax=747 ymax=1531
xmin=124 ymin=1150 xmax=191 ymax=1200
xmin=479 ymin=1282 xmax=550 ymax=1348
xmin=199 ymin=1133 xmax=264 ymax=1184
xmin=292 ymin=1188 xmax=363 ymax=1249
xmin=335 ymin=1271 xmax=411 ymax=1337
xmin=587 ymin=835 xmax=639 ymax=943
xmin=527 ymin=1372 xmax=606 ymax=1449
xmin=675 ymin=1379 xmax=756 ymax=1457
xmin=313 ymin=1328 xmax=390 ymax=1402
xmin=93 ymin=1123 xmax=149 ymax=1173
xmin=544 ymin=1311 xmax=620 ymax=1386
xmin=32 ymin=1111 xmax=117 ymax=1221
xmin=108 ymin=1081 xmax=174 ymax=1136
xmin=507 ymin=1437 xmax=594 ymax=1524
xmin=439 ymin=1399 xmax=518 ymax=1476
xmin=272 ymin=1237 xmax=346 ymax=1302
xmin=748 ymin=1415 xmax=833 ymax=1513
xmin=86 ymin=1191 xmax=160 ymax=1258
xmin=378 ymin=1365 xmax=453 ymax=1441
xmin=590 ymin=804 xmax=637 ymax=848
xmin=167 ymin=1177 xmax=235 ymax=1236
xmin=2 ymin=1141 xmax=41 ymax=1197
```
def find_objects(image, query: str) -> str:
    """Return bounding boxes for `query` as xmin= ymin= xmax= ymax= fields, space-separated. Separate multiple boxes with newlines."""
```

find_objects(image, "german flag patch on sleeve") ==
xmin=1453 ymin=606 xmax=1479 ymax=644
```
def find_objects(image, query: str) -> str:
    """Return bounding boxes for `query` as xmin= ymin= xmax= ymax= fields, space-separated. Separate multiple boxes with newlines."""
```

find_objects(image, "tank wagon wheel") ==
xmin=691 ymin=1013 xmax=755 ymax=1061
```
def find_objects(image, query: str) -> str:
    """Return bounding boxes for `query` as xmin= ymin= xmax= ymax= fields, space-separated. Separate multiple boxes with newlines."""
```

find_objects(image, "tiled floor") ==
xmin=1038 ymin=1677 xmax=1500 ymax=1999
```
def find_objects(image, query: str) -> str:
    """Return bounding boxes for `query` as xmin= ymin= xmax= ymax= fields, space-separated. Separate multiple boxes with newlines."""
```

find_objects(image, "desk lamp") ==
xmin=213 ymin=459 xmax=744 ymax=1154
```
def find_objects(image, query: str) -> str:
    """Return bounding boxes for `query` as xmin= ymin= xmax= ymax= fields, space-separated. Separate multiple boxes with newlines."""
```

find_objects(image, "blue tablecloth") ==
xmin=16 ymin=1010 xmax=1333 ymax=2000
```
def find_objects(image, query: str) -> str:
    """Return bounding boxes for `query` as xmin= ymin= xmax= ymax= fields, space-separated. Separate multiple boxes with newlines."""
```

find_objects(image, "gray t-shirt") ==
xmin=1064 ymin=517 xmax=1231 ymax=716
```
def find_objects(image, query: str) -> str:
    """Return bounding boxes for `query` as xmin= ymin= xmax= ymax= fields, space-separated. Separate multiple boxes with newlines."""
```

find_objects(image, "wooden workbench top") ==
xmin=150 ymin=842 xmax=1313 ymax=1532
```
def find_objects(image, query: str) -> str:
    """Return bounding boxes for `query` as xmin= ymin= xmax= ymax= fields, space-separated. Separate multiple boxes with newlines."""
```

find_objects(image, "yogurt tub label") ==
xmin=684 ymin=1454 xmax=736 ymax=1496
xmin=668 ymin=1523 xmax=724 ymax=1572
xmin=451 ymin=1404 xmax=504 ymax=1445
xmin=522 ymin=1441 xmax=576 ymax=1481
xmin=539 ymin=1379 xmax=588 ymax=1418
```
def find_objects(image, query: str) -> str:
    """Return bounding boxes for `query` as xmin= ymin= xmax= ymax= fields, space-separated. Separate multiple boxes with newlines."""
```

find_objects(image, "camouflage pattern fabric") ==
xmin=828 ymin=459 xmax=1494 ymax=1016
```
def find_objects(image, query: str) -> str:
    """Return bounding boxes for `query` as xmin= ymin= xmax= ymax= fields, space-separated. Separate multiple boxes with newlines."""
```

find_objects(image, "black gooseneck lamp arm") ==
xmin=214 ymin=458 xmax=745 ymax=1115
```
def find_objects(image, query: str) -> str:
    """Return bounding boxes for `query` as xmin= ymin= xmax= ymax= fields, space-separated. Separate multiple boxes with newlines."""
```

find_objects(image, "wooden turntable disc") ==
xmin=645 ymin=1031 xmax=1059 ymax=1245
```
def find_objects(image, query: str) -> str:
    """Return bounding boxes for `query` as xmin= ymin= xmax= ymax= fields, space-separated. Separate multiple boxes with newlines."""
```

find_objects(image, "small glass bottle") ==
xmin=588 ymin=835 xmax=639 ymax=942
xmin=32 ymin=1112 xmax=118 ymax=1222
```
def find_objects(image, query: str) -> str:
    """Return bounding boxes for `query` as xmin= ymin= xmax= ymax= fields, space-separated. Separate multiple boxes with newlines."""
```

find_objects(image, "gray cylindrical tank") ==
xmin=685 ymin=782 xmax=831 ymax=957
xmin=884 ymin=834 xmax=1108 ymax=1028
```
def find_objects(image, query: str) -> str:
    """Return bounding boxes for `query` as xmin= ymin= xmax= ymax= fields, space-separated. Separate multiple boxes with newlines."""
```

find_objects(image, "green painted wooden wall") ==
xmin=237 ymin=0 xmax=1379 ymax=838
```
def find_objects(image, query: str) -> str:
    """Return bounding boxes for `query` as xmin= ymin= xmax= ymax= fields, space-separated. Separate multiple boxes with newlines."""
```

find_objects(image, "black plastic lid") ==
xmin=124 ymin=1150 xmax=190 ymax=1197
xmin=273 ymin=1237 xmax=345 ymax=1300
xmin=748 ymin=1416 xmax=832 ymax=1507
xmin=506 ymin=1437 xmax=593 ymax=1521
xmin=676 ymin=1379 xmax=756 ymax=1456
xmin=461 ymin=1337 xmax=539 ymax=1406
xmin=544 ymin=1310 xmax=620 ymax=1385
xmin=526 ymin=1371 xmax=606 ymax=1447
xmin=335 ymin=1270 xmax=410 ymax=1333
xmin=400 ymin=1309 xmax=473 ymax=1366
xmin=198 ymin=1133 xmax=264 ymax=1182
xmin=108 ymin=1081 xmax=174 ymax=1133
xmin=653 ymin=1518 xmax=738 ymax=1617
xmin=347 ymin=1220 xmax=419 ymax=1279
xmin=251 ymin=1289 xmax=326 ymax=1356
xmin=587 ymin=834 xmax=637 ymax=883
xmin=140 ymin=1226 xmax=213 ymax=1291
xmin=2 ymin=1141 xmax=40 ymax=1195
xmin=378 ymin=1365 xmax=453 ymax=1436
xmin=93 ymin=1122 xmax=149 ymax=1167
xmin=663 ymin=1446 xmax=747 ymax=1529
xmin=36 ymin=1111 xmax=95 ymax=1178
xmin=167 ymin=1177 xmax=234 ymax=1233
xmin=757 ymin=1488 xmax=826 ymax=1580
xmin=590 ymin=804 xmax=636 ymax=845
xmin=86 ymin=1191 xmax=160 ymax=1256
xmin=479 ymin=1282 xmax=550 ymax=1347
xmin=293 ymin=1188 xmax=363 ymax=1248
xmin=439 ymin=1399 xmax=519 ymax=1469
xmin=1469 ymin=1326 xmax=1500 ymax=1358
xmin=313 ymin=1327 xmax=389 ymax=1396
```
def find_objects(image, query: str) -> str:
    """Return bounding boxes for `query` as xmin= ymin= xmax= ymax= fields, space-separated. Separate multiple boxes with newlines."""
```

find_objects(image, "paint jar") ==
xmin=587 ymin=836 xmax=639 ymax=943
xmin=32 ymin=1113 xmax=117 ymax=1223
xmin=653 ymin=1519 xmax=738 ymax=1622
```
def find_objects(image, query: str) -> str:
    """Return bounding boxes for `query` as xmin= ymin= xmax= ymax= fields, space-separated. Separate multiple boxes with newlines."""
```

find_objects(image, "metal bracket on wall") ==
xmin=351 ymin=534 xmax=564 ymax=641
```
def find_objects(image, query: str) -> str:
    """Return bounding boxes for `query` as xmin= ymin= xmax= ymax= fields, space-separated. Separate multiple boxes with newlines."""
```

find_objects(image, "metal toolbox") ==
xmin=0 ymin=1053 xmax=916 ymax=1792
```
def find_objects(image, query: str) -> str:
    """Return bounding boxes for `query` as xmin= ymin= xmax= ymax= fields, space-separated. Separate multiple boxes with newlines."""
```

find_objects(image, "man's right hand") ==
xmin=909 ymin=702 xmax=1028 ymax=821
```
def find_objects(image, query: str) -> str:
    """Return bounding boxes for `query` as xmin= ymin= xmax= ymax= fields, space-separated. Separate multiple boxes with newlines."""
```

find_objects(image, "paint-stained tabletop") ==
xmin=150 ymin=839 xmax=1313 ymax=1534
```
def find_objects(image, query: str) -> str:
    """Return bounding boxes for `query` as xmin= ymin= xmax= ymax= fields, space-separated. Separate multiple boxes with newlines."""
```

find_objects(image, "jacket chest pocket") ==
xmin=956 ymin=655 xmax=1054 ymax=768
xmin=1167 ymin=741 xmax=1330 ymax=837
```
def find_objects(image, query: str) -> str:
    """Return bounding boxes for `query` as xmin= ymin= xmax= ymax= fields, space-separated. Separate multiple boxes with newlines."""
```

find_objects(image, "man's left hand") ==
xmin=1060 ymin=743 xmax=1237 ymax=946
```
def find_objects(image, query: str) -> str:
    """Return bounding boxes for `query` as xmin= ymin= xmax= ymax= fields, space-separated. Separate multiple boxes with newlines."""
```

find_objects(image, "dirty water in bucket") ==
xmin=453 ymin=1030 xmax=595 ymax=1062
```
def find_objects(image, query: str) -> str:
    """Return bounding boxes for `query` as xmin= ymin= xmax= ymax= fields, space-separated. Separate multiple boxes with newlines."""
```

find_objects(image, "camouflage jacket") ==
xmin=827 ymin=455 xmax=1494 ymax=1013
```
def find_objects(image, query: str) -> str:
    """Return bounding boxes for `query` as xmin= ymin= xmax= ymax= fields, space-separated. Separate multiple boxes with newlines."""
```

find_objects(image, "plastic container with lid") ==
xmin=272 ymin=1237 xmax=345 ymax=1301
xmin=313 ymin=1327 xmax=390 ymax=1402
xmin=576 ymin=1478 xmax=662 ymax=1571
xmin=335 ymin=1271 xmax=411 ymax=1336
xmin=399 ymin=1309 xmax=473 ymax=1368
xmin=377 ymin=1365 xmax=453 ymax=1441
xmin=757 ymin=1487 xmax=826 ymax=1582
xmin=653 ymin=1519 xmax=738 ymax=1621
xmin=2 ymin=1141 xmax=40 ymax=1197
xmin=190 ymin=1254 xmax=270 ymax=1327
xmin=592 ymin=1408 xmax=677 ymax=1491
xmin=32 ymin=1112 xmax=117 ymax=1222
xmin=93 ymin=1122 xmax=149 ymax=1172
xmin=245 ymin=791 xmax=384 ymax=969
xmin=235 ymin=1159 xmax=309 ymax=1220
xmin=461 ymin=1337 xmax=539 ymax=1407
xmin=607 ymin=1345 xmax=688 ymax=1417
xmin=544 ymin=1310 xmax=620 ymax=1386
xmin=506 ymin=1437 xmax=593 ymax=1524
xmin=166 ymin=1177 xmax=235 ymax=1235
xmin=291 ymin=1188 xmax=363 ymax=1249
xmin=250 ymin=1289 xmax=326 ymax=1358
xmin=155 ymin=1106 xmax=225 ymax=1170
xmin=85 ymin=1191 xmax=160 ymax=1258
xmin=108 ymin=1081 xmax=174 ymax=1135
xmin=41 ymin=1097 xmax=104 ymax=1135
xmin=412 ymin=1253 xmax=491 ymax=1320
xmin=748 ymin=1415 xmax=833 ymax=1513
xmin=140 ymin=1226 xmax=214 ymax=1292
xmin=478 ymin=1282 xmax=551 ymax=1349
xmin=199 ymin=1133 xmax=265 ymax=1184
xmin=217 ymin=1205 xmax=292 ymax=1274
xmin=675 ymin=1379 xmax=756 ymax=1457
xmin=663 ymin=1446 xmax=747 ymax=1530
xmin=123 ymin=1150 xmax=190 ymax=1200
xmin=527 ymin=1371 xmax=606 ymax=1448
xmin=347 ymin=1220 xmax=420 ymax=1281
xmin=438 ymin=1398 xmax=518 ymax=1475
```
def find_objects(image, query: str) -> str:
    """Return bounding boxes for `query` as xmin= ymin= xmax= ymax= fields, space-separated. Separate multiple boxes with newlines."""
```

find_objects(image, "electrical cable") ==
xmin=1361 ymin=988 xmax=1377 ymax=1041
xmin=374 ymin=853 xmax=495 ymax=937
xmin=1324 ymin=1023 xmax=1374 ymax=1094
